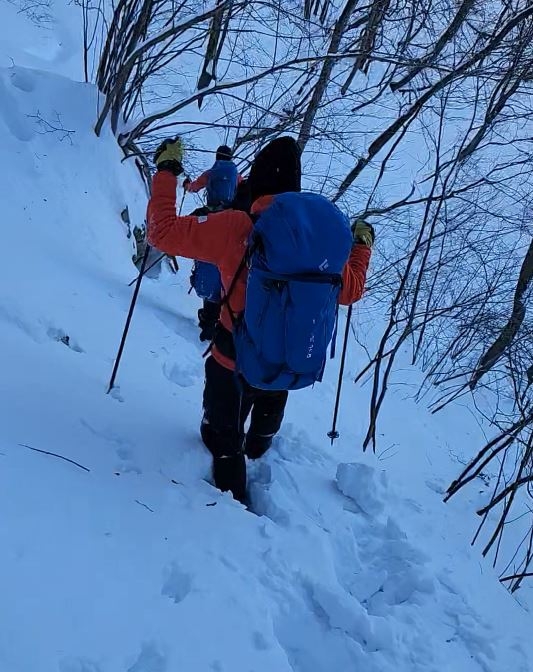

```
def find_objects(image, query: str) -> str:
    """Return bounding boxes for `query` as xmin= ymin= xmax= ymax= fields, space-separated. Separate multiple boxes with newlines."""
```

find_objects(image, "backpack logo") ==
xmin=319 ymin=259 xmax=329 ymax=272
xmin=306 ymin=333 xmax=316 ymax=359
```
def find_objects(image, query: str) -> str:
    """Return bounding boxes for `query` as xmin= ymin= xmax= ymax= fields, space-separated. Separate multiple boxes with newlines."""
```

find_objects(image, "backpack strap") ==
xmin=202 ymin=213 xmax=258 ymax=358
xmin=221 ymin=250 xmax=249 ymax=325
xmin=202 ymin=254 xmax=248 ymax=359
xmin=220 ymin=214 xmax=260 ymax=325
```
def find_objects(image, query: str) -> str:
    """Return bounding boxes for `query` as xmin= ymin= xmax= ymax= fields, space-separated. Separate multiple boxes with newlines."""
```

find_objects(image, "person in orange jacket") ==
xmin=148 ymin=136 xmax=373 ymax=503
xmin=184 ymin=144 xmax=245 ymax=342
xmin=183 ymin=145 xmax=242 ymax=207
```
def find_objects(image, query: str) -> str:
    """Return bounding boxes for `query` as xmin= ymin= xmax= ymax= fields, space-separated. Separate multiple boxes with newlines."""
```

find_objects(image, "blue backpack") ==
xmin=189 ymin=206 xmax=223 ymax=302
xmin=233 ymin=192 xmax=353 ymax=391
xmin=191 ymin=260 xmax=222 ymax=302
xmin=206 ymin=160 xmax=239 ymax=206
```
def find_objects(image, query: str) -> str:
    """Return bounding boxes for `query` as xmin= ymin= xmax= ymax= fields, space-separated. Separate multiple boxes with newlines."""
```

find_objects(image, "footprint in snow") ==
xmin=275 ymin=423 xmax=326 ymax=465
xmin=80 ymin=419 xmax=139 ymax=472
xmin=246 ymin=461 xmax=291 ymax=525
xmin=10 ymin=68 xmax=36 ymax=93
xmin=127 ymin=643 xmax=167 ymax=672
xmin=425 ymin=477 xmax=446 ymax=495
xmin=336 ymin=462 xmax=386 ymax=517
xmin=161 ymin=562 xmax=192 ymax=604
xmin=47 ymin=327 xmax=84 ymax=353
xmin=332 ymin=464 xmax=436 ymax=618
xmin=273 ymin=579 xmax=385 ymax=672
xmin=341 ymin=516 xmax=435 ymax=611
xmin=252 ymin=631 xmax=270 ymax=651
xmin=0 ymin=304 xmax=41 ymax=343
xmin=153 ymin=306 xmax=199 ymax=342
xmin=115 ymin=448 xmax=141 ymax=473
xmin=162 ymin=359 xmax=197 ymax=387
xmin=0 ymin=77 xmax=34 ymax=141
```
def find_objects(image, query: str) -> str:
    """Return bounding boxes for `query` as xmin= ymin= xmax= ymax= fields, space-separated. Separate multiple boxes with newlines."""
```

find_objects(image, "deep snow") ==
xmin=2 ymin=3 xmax=533 ymax=671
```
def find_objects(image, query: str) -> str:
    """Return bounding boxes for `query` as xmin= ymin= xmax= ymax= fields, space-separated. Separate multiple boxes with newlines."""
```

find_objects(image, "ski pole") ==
xmin=109 ymin=177 xmax=188 ymax=391
xmin=327 ymin=304 xmax=353 ymax=444
xmin=107 ymin=243 xmax=151 ymax=394
xmin=178 ymin=184 xmax=187 ymax=213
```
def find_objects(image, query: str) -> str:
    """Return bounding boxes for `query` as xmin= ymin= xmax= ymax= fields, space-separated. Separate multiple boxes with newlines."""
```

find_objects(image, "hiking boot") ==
xmin=244 ymin=433 xmax=273 ymax=460
xmin=213 ymin=454 xmax=247 ymax=503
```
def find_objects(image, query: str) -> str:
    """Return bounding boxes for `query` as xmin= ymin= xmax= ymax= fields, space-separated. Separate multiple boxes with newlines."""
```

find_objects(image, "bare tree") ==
xmin=82 ymin=0 xmax=533 ymax=589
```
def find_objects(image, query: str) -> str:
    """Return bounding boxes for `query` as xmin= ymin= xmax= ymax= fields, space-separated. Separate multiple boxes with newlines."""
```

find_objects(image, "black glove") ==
xmin=154 ymin=137 xmax=184 ymax=176
xmin=351 ymin=220 xmax=375 ymax=248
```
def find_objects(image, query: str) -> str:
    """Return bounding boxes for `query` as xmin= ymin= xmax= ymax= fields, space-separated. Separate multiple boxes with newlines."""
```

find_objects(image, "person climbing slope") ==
xmin=147 ymin=136 xmax=373 ymax=504
xmin=184 ymin=145 xmax=243 ymax=341
xmin=183 ymin=145 xmax=242 ymax=207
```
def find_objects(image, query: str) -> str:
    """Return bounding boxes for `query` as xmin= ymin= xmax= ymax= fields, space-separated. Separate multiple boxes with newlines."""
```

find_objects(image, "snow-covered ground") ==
xmin=2 ymin=3 xmax=533 ymax=671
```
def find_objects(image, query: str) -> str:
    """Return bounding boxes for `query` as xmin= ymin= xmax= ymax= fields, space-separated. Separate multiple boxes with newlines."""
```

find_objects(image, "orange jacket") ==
xmin=148 ymin=171 xmax=371 ymax=370
xmin=186 ymin=169 xmax=243 ymax=193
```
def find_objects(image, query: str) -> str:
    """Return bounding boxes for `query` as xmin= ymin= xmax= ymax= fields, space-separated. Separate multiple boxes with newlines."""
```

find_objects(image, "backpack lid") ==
xmin=253 ymin=192 xmax=352 ymax=275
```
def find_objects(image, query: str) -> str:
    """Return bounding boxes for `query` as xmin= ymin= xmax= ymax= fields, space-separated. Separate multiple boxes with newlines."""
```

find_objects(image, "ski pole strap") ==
xmin=330 ymin=302 xmax=340 ymax=359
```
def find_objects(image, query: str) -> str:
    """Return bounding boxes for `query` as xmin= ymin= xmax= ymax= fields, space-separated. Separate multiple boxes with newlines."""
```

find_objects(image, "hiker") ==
xmin=192 ymin=180 xmax=253 ymax=341
xmin=184 ymin=145 xmax=243 ymax=341
xmin=183 ymin=145 xmax=241 ymax=207
xmin=148 ymin=136 xmax=373 ymax=503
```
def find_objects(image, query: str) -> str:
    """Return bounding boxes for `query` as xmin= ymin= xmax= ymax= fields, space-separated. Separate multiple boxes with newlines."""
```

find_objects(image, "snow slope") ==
xmin=2 ymin=5 xmax=533 ymax=672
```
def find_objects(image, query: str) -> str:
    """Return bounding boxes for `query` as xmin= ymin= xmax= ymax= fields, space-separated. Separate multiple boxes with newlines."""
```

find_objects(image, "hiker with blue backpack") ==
xmin=183 ymin=145 xmax=241 ymax=204
xmin=184 ymin=145 xmax=242 ymax=341
xmin=148 ymin=136 xmax=373 ymax=503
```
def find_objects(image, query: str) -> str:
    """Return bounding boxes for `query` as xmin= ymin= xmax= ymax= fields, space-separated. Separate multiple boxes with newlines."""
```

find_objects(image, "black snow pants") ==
xmin=201 ymin=356 xmax=288 ymax=502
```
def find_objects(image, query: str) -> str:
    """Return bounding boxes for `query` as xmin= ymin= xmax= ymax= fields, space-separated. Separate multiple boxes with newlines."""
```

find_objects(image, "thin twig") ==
xmin=135 ymin=499 xmax=154 ymax=512
xmin=500 ymin=572 xmax=533 ymax=582
xmin=19 ymin=443 xmax=90 ymax=472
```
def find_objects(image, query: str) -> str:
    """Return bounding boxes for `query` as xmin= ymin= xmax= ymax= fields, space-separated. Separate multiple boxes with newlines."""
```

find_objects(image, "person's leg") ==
xmin=245 ymin=389 xmax=288 ymax=460
xmin=201 ymin=356 xmax=252 ymax=502
xmin=197 ymin=299 xmax=221 ymax=342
